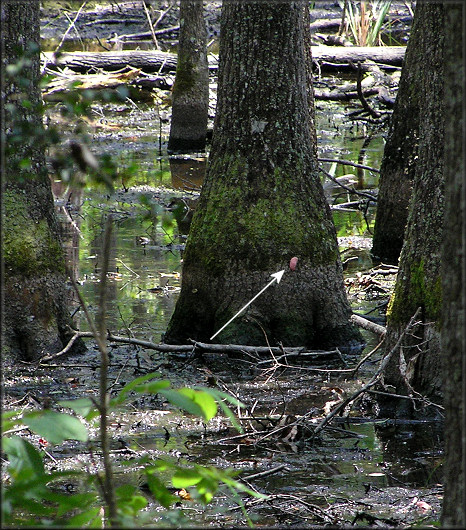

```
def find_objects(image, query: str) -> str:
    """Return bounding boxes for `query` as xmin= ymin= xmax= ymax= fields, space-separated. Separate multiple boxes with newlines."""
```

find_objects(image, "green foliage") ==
xmin=2 ymin=436 xmax=100 ymax=527
xmin=22 ymin=410 xmax=88 ymax=445
xmin=1 ymin=374 xmax=256 ymax=527
xmin=5 ymin=45 xmax=129 ymax=192
xmin=340 ymin=0 xmax=392 ymax=46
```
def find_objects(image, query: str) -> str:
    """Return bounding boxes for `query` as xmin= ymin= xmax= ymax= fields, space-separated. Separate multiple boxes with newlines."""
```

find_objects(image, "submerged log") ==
xmin=41 ymin=46 xmax=405 ymax=75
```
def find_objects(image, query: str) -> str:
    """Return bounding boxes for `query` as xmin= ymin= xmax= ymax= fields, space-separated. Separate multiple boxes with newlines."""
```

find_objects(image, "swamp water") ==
xmin=43 ymin=98 xmax=443 ymax=526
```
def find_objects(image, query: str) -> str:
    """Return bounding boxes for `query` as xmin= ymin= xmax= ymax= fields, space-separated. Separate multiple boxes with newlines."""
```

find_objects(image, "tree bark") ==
xmin=376 ymin=3 xmax=445 ymax=417
xmin=2 ymin=0 xmax=84 ymax=362
xmin=164 ymin=1 xmax=361 ymax=350
xmin=41 ymin=46 xmax=405 ymax=74
xmin=371 ymin=3 xmax=443 ymax=263
xmin=441 ymin=3 xmax=465 ymax=526
xmin=168 ymin=0 xmax=209 ymax=153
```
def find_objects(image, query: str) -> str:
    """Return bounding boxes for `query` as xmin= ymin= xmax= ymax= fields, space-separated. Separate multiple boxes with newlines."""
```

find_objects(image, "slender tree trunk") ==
xmin=1 ymin=0 xmax=84 ymax=362
xmin=168 ymin=0 xmax=209 ymax=152
xmin=164 ymin=1 xmax=361 ymax=349
xmin=441 ymin=3 xmax=465 ymax=526
xmin=376 ymin=3 xmax=445 ymax=417
xmin=371 ymin=2 xmax=444 ymax=263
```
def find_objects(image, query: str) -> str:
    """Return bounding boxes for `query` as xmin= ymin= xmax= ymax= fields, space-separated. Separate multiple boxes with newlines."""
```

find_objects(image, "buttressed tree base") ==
xmin=165 ymin=1 xmax=361 ymax=350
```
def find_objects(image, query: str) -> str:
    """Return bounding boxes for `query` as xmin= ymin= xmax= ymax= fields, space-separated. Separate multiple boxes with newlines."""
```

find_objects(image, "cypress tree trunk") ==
xmin=371 ymin=2 xmax=444 ymax=263
xmin=377 ymin=3 xmax=445 ymax=416
xmin=164 ymin=1 xmax=361 ymax=349
xmin=168 ymin=0 xmax=209 ymax=152
xmin=2 ymin=0 xmax=84 ymax=362
xmin=441 ymin=3 xmax=465 ymax=526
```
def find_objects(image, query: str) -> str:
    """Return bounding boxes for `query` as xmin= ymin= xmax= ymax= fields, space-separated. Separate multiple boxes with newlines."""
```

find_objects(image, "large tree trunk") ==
xmin=371 ymin=2 xmax=444 ymax=263
xmin=441 ymin=3 xmax=465 ymax=526
xmin=376 ymin=3 xmax=445 ymax=417
xmin=168 ymin=0 xmax=209 ymax=153
xmin=164 ymin=1 xmax=361 ymax=350
xmin=2 ymin=0 xmax=84 ymax=362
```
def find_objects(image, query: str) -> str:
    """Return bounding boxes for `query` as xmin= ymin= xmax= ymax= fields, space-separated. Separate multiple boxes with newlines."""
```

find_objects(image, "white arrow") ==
xmin=210 ymin=269 xmax=285 ymax=341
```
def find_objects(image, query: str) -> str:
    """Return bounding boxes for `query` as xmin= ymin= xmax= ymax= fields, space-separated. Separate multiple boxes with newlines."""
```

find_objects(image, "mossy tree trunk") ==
xmin=167 ymin=0 xmax=209 ymax=153
xmin=377 ymin=3 xmax=445 ymax=417
xmin=371 ymin=2 xmax=444 ymax=263
xmin=441 ymin=3 xmax=465 ymax=526
xmin=164 ymin=1 xmax=361 ymax=349
xmin=2 ymin=0 xmax=83 ymax=362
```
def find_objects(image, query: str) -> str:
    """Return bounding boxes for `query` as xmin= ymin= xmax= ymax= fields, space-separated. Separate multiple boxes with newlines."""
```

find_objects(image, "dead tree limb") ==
xmin=37 ymin=330 xmax=341 ymax=362
xmin=354 ymin=61 xmax=381 ymax=118
xmin=311 ymin=308 xmax=422 ymax=437
xmin=318 ymin=157 xmax=379 ymax=173
xmin=350 ymin=313 xmax=386 ymax=338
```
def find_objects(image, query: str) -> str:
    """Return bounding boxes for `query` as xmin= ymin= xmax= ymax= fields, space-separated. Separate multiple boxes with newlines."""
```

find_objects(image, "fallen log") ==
xmin=41 ymin=50 xmax=179 ymax=73
xmin=311 ymin=45 xmax=405 ymax=67
xmin=314 ymin=87 xmax=380 ymax=101
xmin=41 ymin=46 xmax=404 ymax=75
xmin=350 ymin=313 xmax=386 ymax=338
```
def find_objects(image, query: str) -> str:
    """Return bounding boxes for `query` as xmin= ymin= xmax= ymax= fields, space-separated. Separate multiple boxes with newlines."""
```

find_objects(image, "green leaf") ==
xmin=2 ymin=436 xmax=45 ymax=479
xmin=133 ymin=380 xmax=171 ymax=395
xmin=115 ymin=484 xmax=148 ymax=516
xmin=144 ymin=472 xmax=177 ymax=508
xmin=42 ymin=491 xmax=97 ymax=516
xmin=23 ymin=410 xmax=88 ymax=444
xmin=172 ymin=468 xmax=203 ymax=488
xmin=159 ymin=388 xmax=204 ymax=419
xmin=2 ymin=409 xmax=23 ymax=432
xmin=178 ymin=388 xmax=218 ymax=422
xmin=198 ymin=387 xmax=245 ymax=432
xmin=65 ymin=507 xmax=103 ymax=528
xmin=58 ymin=398 xmax=96 ymax=420
xmin=110 ymin=371 xmax=165 ymax=407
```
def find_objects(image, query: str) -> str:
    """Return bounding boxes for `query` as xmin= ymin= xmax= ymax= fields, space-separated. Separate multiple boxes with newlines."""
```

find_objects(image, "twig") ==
xmin=241 ymin=464 xmax=287 ymax=481
xmin=97 ymin=215 xmax=117 ymax=526
xmin=41 ymin=1 xmax=87 ymax=74
xmin=142 ymin=0 xmax=159 ymax=49
xmin=116 ymin=258 xmax=140 ymax=278
xmin=319 ymin=166 xmax=377 ymax=202
xmin=311 ymin=308 xmax=422 ymax=438
xmin=354 ymin=61 xmax=381 ymax=118
xmin=350 ymin=313 xmax=386 ymax=338
xmin=348 ymin=339 xmax=384 ymax=375
xmin=38 ymin=330 xmax=83 ymax=363
xmin=318 ymin=157 xmax=379 ymax=173
xmin=37 ymin=330 xmax=344 ymax=362
xmin=367 ymin=389 xmax=444 ymax=411
xmin=152 ymin=0 xmax=177 ymax=30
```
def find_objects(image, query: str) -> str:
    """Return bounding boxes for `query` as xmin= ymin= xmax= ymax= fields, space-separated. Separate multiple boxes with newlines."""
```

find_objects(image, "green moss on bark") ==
xmin=3 ymin=189 xmax=65 ymax=278
xmin=172 ymin=49 xmax=200 ymax=96
xmin=184 ymin=155 xmax=337 ymax=276
xmin=387 ymin=258 xmax=442 ymax=326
